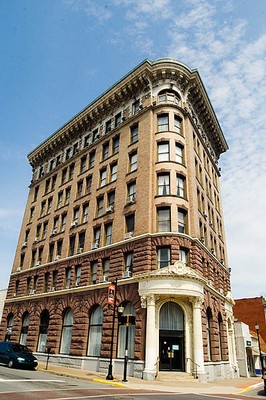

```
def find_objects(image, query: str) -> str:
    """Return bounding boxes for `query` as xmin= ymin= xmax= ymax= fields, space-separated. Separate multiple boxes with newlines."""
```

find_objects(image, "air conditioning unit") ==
xmin=70 ymin=221 xmax=78 ymax=228
xmin=203 ymin=211 xmax=207 ymax=218
xmin=34 ymin=237 xmax=39 ymax=243
xmin=92 ymin=241 xmax=99 ymax=250
xmin=22 ymin=242 xmax=27 ymax=248
xmin=122 ymin=270 xmax=132 ymax=279
xmin=77 ymin=247 xmax=83 ymax=254
xmin=13 ymin=293 xmax=17 ymax=298
xmin=99 ymin=275 xmax=108 ymax=283
xmin=219 ymin=288 xmax=224 ymax=294
xmin=209 ymin=221 xmax=213 ymax=227
xmin=29 ymin=289 xmax=36 ymax=295
xmin=208 ymin=280 xmax=213 ymax=286
xmin=218 ymin=232 xmax=222 ymax=238
xmin=17 ymin=266 xmax=21 ymax=272
xmin=126 ymin=195 xmax=135 ymax=205
xmin=50 ymin=286 xmax=56 ymax=292
xmin=211 ymin=248 xmax=216 ymax=256
xmin=125 ymin=231 xmax=134 ymax=239
xmin=55 ymin=255 xmax=61 ymax=261
xmin=106 ymin=205 xmax=114 ymax=213
xmin=200 ymin=237 xmax=205 ymax=244
xmin=35 ymin=261 xmax=41 ymax=267
xmin=51 ymin=228 xmax=57 ymax=235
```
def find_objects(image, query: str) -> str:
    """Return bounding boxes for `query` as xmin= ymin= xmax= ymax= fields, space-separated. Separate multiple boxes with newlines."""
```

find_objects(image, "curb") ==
xmin=92 ymin=378 xmax=128 ymax=388
xmin=234 ymin=381 xmax=264 ymax=394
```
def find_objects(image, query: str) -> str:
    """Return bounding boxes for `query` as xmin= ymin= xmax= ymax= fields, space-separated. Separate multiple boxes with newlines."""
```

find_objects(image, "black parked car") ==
xmin=0 ymin=342 xmax=38 ymax=369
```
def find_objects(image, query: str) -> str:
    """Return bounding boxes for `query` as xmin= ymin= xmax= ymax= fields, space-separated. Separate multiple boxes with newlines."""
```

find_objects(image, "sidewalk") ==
xmin=38 ymin=362 xmax=264 ymax=395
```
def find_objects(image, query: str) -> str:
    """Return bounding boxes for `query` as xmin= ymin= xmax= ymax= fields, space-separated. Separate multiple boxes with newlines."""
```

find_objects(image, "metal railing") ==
xmin=186 ymin=357 xmax=200 ymax=379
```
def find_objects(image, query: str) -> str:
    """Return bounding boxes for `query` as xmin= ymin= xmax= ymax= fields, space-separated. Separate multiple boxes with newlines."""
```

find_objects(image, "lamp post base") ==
xmin=106 ymin=365 xmax=114 ymax=380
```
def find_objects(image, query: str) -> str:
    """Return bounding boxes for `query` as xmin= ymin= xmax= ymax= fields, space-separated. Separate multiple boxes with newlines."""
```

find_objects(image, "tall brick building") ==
xmin=0 ymin=59 xmax=238 ymax=382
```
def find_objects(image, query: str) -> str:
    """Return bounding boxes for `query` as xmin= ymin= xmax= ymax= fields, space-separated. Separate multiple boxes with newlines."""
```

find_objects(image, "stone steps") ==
xmin=156 ymin=371 xmax=195 ymax=381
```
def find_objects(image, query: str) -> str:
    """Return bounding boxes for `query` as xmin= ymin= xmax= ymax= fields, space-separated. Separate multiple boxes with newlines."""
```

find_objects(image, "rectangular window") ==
xmin=102 ymin=258 xmax=110 ymax=279
xmin=107 ymin=191 xmax=115 ymax=208
xmin=129 ymin=152 xmax=137 ymax=172
xmin=75 ymin=265 xmax=82 ymax=286
xmin=157 ymin=207 xmax=171 ymax=232
xmin=91 ymin=261 xmax=98 ymax=284
xmin=125 ymin=214 xmax=135 ymax=234
xmin=130 ymin=123 xmax=138 ymax=143
xmin=115 ymin=112 xmax=122 ymax=127
xmin=105 ymin=120 xmax=112 ymax=133
xmin=176 ymin=143 xmax=184 ymax=164
xmin=158 ymin=173 xmax=170 ymax=195
xmin=78 ymin=231 xmax=85 ymax=250
xmin=65 ymin=267 xmax=71 ymax=289
xmin=29 ymin=207 xmax=35 ymax=223
xmin=44 ymin=272 xmax=50 ymax=292
xmin=157 ymin=247 xmax=171 ymax=268
xmin=33 ymin=186 xmax=39 ymax=202
xmin=52 ymin=270 xmax=58 ymax=290
xmin=31 ymin=250 xmax=37 ymax=268
xmin=53 ymin=216 xmax=59 ymax=233
xmin=89 ymin=150 xmax=95 ymax=168
xmin=100 ymin=169 xmax=107 ymax=187
xmin=65 ymin=148 xmax=71 ymax=160
xmin=49 ymin=159 xmax=54 ymax=171
xmin=73 ymin=208 xmax=79 ymax=224
xmin=45 ymin=179 xmax=50 ymax=194
xmin=158 ymin=142 xmax=170 ymax=161
xmin=176 ymin=174 xmax=185 ymax=197
xmin=57 ymin=240 xmax=63 ymax=257
xmin=110 ymin=163 xmax=117 ymax=182
xmin=132 ymin=99 xmax=140 ymax=115
xmin=73 ymin=142 xmax=79 ymax=155
xmin=42 ymin=222 xmax=48 ymax=239
xmin=77 ymin=180 xmax=83 ymax=198
xmin=112 ymin=135 xmax=120 ymax=154
xmin=69 ymin=163 xmax=75 ymax=180
xmin=97 ymin=197 xmax=104 ymax=217
xmin=179 ymin=247 xmax=189 ymax=266
xmin=57 ymin=192 xmax=63 ymax=208
xmin=49 ymin=243 xmax=54 ymax=263
xmin=84 ymin=134 xmax=90 ymax=148
xmin=61 ymin=213 xmax=67 ymax=232
xmin=65 ymin=187 xmax=71 ymax=205
xmin=51 ymin=175 xmax=57 ymax=191
xmin=82 ymin=203 xmax=89 ymax=223
xmin=102 ymin=142 xmax=109 ymax=160
xmin=124 ymin=252 xmax=133 ymax=272
xmin=105 ymin=223 xmax=113 ymax=245
xmin=92 ymin=129 xmax=99 ymax=142
xmin=174 ymin=115 xmax=182 ymax=134
xmin=127 ymin=181 xmax=136 ymax=198
xmin=62 ymin=168 xmax=67 ymax=184
xmin=69 ymin=236 xmax=76 ymax=256
xmin=47 ymin=197 xmax=52 ymax=214
xmin=178 ymin=208 xmax=187 ymax=233
xmin=40 ymin=201 xmax=46 ymax=217
xmin=80 ymin=155 xmax=87 ymax=173
xmin=93 ymin=227 xmax=101 ymax=247
xmin=158 ymin=114 xmax=169 ymax=131
xmin=86 ymin=175 xmax=92 ymax=194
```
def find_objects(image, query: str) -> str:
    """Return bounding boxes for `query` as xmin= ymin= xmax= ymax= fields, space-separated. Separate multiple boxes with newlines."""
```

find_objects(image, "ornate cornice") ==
xmin=28 ymin=58 xmax=228 ymax=168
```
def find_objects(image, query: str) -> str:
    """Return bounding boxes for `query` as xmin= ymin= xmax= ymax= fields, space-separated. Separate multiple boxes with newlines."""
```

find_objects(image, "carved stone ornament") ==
xmin=155 ymin=261 xmax=200 ymax=280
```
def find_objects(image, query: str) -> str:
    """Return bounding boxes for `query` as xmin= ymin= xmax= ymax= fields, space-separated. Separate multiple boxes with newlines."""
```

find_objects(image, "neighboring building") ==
xmin=0 ymin=59 xmax=238 ymax=382
xmin=234 ymin=297 xmax=266 ymax=344
xmin=0 ymin=289 xmax=7 ymax=324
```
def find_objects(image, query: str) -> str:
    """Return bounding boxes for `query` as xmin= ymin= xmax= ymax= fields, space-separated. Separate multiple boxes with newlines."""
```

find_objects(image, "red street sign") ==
xmin=107 ymin=284 xmax=116 ymax=304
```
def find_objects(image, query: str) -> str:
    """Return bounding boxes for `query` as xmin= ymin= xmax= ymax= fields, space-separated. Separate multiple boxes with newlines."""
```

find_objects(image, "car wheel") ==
xmin=8 ymin=360 xmax=14 ymax=368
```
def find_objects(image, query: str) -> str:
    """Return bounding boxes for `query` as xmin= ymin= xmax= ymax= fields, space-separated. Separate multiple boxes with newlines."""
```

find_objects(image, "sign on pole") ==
xmin=107 ymin=283 xmax=116 ymax=305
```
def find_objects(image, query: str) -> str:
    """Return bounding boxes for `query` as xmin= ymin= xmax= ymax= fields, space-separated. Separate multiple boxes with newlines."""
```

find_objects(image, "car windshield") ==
xmin=12 ymin=344 xmax=32 ymax=354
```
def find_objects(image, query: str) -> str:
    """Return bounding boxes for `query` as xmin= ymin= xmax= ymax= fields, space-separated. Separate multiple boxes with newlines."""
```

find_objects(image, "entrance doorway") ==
xmin=159 ymin=302 xmax=185 ymax=372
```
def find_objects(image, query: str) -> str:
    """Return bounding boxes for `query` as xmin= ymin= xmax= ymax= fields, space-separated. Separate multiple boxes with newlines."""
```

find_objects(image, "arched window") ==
xmin=37 ymin=310 xmax=49 ymax=352
xmin=5 ymin=313 xmax=14 ymax=341
xmin=158 ymin=89 xmax=180 ymax=105
xmin=60 ymin=308 xmax=73 ymax=354
xmin=218 ymin=313 xmax=223 ymax=360
xmin=117 ymin=302 xmax=135 ymax=359
xmin=159 ymin=302 xmax=184 ymax=330
xmin=20 ymin=312 xmax=30 ymax=345
xmin=206 ymin=308 xmax=212 ymax=361
xmin=87 ymin=305 xmax=103 ymax=356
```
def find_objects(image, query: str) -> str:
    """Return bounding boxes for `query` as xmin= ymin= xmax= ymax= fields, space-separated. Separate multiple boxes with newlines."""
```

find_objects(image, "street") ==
xmin=0 ymin=364 xmax=265 ymax=400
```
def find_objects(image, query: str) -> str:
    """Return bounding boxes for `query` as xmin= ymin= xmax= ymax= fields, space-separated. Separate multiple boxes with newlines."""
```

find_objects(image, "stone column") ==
xmin=191 ymin=296 xmax=207 ymax=382
xmin=142 ymin=294 xmax=157 ymax=380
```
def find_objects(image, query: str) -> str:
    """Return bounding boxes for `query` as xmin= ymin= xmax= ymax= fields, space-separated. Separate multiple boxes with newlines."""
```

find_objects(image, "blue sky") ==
xmin=1 ymin=0 xmax=265 ymax=298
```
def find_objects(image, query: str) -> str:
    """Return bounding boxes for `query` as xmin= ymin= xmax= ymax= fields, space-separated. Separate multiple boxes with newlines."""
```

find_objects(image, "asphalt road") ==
xmin=0 ymin=364 xmax=264 ymax=400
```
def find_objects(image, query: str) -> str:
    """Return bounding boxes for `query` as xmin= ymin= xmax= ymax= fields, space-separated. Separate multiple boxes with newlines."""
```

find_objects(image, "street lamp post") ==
xmin=106 ymin=279 xmax=117 ymax=380
xmin=255 ymin=323 xmax=264 ymax=377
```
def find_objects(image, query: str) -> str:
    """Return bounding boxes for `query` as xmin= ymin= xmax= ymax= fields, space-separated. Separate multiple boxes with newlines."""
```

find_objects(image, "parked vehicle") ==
xmin=0 ymin=342 xmax=38 ymax=369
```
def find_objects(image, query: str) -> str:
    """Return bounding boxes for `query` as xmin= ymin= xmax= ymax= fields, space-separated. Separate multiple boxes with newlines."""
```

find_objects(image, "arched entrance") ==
xmin=159 ymin=302 xmax=185 ymax=371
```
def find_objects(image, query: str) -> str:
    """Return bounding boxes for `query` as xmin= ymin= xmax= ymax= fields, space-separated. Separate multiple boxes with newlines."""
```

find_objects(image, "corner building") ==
xmin=0 ymin=59 xmax=238 ymax=382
